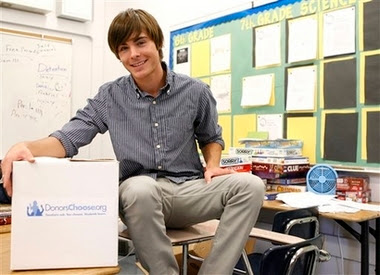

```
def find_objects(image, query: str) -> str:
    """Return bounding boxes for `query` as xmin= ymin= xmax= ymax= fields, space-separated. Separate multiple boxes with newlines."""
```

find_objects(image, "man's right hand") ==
xmin=1 ymin=137 xmax=66 ymax=197
xmin=1 ymin=142 xmax=35 ymax=197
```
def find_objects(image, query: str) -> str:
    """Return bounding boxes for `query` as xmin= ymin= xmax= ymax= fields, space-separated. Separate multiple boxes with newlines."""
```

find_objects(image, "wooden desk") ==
xmin=1 ymin=232 xmax=120 ymax=275
xmin=263 ymin=200 xmax=380 ymax=275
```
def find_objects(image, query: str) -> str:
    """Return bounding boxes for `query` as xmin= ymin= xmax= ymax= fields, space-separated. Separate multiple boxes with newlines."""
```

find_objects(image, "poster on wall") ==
xmin=254 ymin=22 xmax=281 ymax=67
xmin=173 ymin=46 xmax=190 ymax=75
xmin=257 ymin=114 xmax=283 ymax=139
xmin=210 ymin=74 xmax=231 ymax=113
xmin=323 ymin=6 xmax=355 ymax=57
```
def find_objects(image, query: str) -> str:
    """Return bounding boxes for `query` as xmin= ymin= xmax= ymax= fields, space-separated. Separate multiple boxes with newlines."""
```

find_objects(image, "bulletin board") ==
xmin=169 ymin=0 xmax=380 ymax=168
xmin=0 ymin=28 xmax=72 ymax=157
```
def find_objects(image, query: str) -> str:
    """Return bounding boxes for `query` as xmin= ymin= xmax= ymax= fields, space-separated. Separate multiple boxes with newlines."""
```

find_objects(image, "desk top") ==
xmin=0 ymin=232 xmax=120 ymax=275
xmin=263 ymin=200 xmax=380 ymax=223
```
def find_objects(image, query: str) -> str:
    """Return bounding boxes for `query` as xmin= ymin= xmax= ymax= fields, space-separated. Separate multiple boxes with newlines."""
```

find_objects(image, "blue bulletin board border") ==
xmin=169 ymin=0 xmax=301 ymax=68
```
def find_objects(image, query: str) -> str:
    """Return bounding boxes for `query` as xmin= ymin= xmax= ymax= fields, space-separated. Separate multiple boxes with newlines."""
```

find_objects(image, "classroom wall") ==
xmin=1 ymin=1 xmax=378 ymax=274
xmin=102 ymin=2 xmax=380 ymax=274
xmin=0 ymin=0 xmax=108 ymax=158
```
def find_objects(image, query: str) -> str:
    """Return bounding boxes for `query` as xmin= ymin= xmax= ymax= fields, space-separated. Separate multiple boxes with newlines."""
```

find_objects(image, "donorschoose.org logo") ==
xmin=27 ymin=200 xmax=44 ymax=216
xmin=26 ymin=200 xmax=108 ymax=217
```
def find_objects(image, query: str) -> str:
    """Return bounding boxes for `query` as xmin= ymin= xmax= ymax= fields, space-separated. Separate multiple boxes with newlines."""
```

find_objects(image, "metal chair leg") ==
xmin=182 ymin=244 xmax=189 ymax=275
xmin=241 ymin=249 xmax=254 ymax=275
xmin=233 ymin=249 xmax=254 ymax=275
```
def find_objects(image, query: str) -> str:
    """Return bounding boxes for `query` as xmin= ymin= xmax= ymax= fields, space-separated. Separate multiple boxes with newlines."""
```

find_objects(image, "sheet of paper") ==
xmin=241 ymin=73 xmax=273 ymax=107
xmin=277 ymin=192 xmax=336 ymax=208
xmin=323 ymin=6 xmax=356 ymax=57
xmin=286 ymin=65 xmax=316 ymax=111
xmin=331 ymin=199 xmax=380 ymax=212
xmin=257 ymin=114 xmax=283 ymax=139
xmin=277 ymin=193 xmax=380 ymax=213
xmin=255 ymin=23 xmax=281 ymax=67
xmin=210 ymin=34 xmax=231 ymax=73
xmin=288 ymin=16 xmax=317 ymax=63
xmin=210 ymin=74 xmax=231 ymax=113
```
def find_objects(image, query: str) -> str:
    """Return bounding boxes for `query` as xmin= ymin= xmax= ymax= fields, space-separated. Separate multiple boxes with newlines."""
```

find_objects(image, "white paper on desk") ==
xmin=276 ymin=192 xmax=335 ymax=208
xmin=318 ymin=203 xmax=359 ymax=213
xmin=331 ymin=199 xmax=380 ymax=212
xmin=276 ymin=192 xmax=380 ymax=213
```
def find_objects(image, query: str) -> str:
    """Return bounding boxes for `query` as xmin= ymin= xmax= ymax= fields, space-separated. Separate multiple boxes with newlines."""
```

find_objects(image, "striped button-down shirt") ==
xmin=51 ymin=63 xmax=224 ymax=183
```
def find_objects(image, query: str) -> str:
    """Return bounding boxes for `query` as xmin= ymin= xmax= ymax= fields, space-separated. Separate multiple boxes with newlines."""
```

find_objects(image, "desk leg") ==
xmin=376 ymin=218 xmax=380 ymax=275
xmin=360 ymin=221 xmax=369 ymax=275
xmin=334 ymin=219 xmax=369 ymax=275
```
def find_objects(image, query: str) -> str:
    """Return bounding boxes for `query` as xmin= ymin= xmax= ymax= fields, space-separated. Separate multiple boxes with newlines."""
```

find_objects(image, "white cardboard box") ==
xmin=10 ymin=157 xmax=119 ymax=270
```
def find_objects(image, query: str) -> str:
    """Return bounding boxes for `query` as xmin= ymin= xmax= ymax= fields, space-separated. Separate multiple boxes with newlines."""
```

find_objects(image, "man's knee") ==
xmin=119 ymin=176 xmax=161 ymax=213
xmin=233 ymin=173 xmax=266 ymax=198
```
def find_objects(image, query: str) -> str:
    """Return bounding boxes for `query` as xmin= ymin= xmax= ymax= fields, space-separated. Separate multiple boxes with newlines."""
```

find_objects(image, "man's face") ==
xmin=117 ymin=32 xmax=161 ymax=81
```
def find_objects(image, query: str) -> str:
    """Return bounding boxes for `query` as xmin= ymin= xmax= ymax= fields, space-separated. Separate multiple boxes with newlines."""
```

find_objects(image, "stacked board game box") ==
xmin=237 ymin=138 xmax=303 ymax=149
xmin=0 ymin=204 xmax=12 ymax=233
xmin=219 ymin=156 xmax=252 ymax=173
xmin=236 ymin=138 xmax=303 ymax=157
xmin=229 ymin=139 xmax=309 ymax=193
xmin=252 ymin=162 xmax=309 ymax=193
xmin=200 ymin=156 xmax=252 ymax=173
xmin=336 ymin=175 xmax=371 ymax=203
xmin=251 ymin=162 xmax=310 ymax=179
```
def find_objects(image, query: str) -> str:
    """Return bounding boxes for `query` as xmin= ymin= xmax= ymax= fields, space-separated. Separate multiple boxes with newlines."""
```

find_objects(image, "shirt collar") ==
xmin=128 ymin=62 xmax=173 ymax=99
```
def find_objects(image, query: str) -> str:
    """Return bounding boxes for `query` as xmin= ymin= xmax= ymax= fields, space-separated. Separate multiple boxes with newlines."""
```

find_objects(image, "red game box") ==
xmin=336 ymin=176 xmax=369 ymax=191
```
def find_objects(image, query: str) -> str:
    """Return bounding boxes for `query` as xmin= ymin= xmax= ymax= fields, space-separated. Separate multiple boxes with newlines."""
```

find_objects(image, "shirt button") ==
xmin=154 ymin=123 xmax=159 ymax=127
xmin=152 ymin=101 xmax=156 ymax=104
xmin=156 ymin=145 xmax=161 ymax=148
xmin=157 ymin=166 xmax=162 ymax=169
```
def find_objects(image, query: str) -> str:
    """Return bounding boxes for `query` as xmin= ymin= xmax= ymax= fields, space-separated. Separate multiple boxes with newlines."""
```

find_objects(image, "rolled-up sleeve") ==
xmin=194 ymin=85 xmax=224 ymax=150
xmin=50 ymin=86 xmax=109 ymax=157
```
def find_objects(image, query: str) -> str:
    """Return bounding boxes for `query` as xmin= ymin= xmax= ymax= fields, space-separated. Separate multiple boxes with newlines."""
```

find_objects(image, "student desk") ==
xmin=263 ymin=200 xmax=380 ymax=275
xmin=0 ymin=231 xmax=120 ymax=275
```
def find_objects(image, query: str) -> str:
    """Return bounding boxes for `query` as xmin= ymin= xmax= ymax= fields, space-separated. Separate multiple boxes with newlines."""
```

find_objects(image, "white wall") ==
xmin=0 ymin=0 xmax=108 ymax=158
xmin=1 ymin=1 xmax=378 ymax=274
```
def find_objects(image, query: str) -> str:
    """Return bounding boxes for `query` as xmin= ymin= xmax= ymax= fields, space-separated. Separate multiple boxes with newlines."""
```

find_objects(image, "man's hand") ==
xmin=204 ymin=166 xmax=236 ymax=184
xmin=1 ymin=137 xmax=66 ymax=197
xmin=1 ymin=142 xmax=35 ymax=197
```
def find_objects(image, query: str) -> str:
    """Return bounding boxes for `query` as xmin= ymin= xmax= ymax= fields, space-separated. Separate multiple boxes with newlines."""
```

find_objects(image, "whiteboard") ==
xmin=0 ymin=29 xmax=72 ymax=157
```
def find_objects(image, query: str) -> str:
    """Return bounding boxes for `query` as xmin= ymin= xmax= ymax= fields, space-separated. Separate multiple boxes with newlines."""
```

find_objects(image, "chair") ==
xmin=272 ymin=206 xmax=319 ymax=240
xmin=119 ymin=219 xmax=253 ymax=275
xmin=234 ymin=206 xmax=321 ymax=274
xmin=259 ymin=233 xmax=325 ymax=275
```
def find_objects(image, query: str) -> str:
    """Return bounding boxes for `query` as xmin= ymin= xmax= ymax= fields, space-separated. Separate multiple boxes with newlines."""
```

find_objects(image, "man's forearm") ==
xmin=26 ymin=137 xmax=66 ymax=158
xmin=201 ymin=142 xmax=223 ymax=168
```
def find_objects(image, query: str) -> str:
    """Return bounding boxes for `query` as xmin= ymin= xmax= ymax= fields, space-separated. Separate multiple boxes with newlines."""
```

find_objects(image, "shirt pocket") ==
xmin=164 ymin=115 xmax=194 ymax=149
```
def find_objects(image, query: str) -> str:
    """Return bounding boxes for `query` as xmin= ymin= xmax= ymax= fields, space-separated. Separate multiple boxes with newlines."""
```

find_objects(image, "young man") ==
xmin=1 ymin=9 xmax=265 ymax=274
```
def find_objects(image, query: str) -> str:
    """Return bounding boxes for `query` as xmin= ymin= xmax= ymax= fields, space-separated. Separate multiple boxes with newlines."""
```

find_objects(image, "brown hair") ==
xmin=108 ymin=9 xmax=164 ymax=60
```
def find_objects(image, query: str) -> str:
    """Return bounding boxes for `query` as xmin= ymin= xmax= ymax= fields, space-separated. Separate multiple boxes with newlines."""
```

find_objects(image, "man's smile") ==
xmin=131 ymin=60 xmax=147 ymax=67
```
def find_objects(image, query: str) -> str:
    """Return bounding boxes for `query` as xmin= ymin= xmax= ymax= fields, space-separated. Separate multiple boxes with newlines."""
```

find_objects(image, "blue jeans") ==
xmin=0 ymin=183 xmax=11 ymax=204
